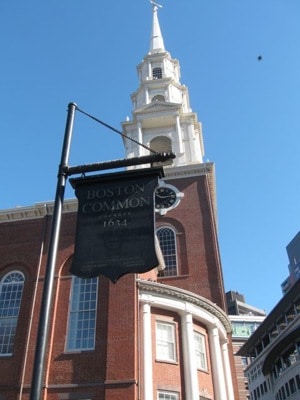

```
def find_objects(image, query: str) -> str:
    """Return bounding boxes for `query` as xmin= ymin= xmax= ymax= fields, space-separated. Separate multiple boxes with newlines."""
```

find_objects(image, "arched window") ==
xmin=0 ymin=271 xmax=25 ymax=355
xmin=157 ymin=227 xmax=178 ymax=276
xmin=150 ymin=136 xmax=173 ymax=166
xmin=66 ymin=276 xmax=98 ymax=351
xmin=152 ymin=95 xmax=165 ymax=102
xmin=153 ymin=67 xmax=162 ymax=79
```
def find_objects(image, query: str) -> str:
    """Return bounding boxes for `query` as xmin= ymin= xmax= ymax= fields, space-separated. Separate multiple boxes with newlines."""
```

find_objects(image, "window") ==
xmin=280 ymin=386 xmax=286 ymax=399
xmin=156 ymin=321 xmax=176 ymax=362
xmin=194 ymin=331 xmax=207 ymax=371
xmin=157 ymin=227 xmax=177 ymax=276
xmin=296 ymin=374 xmax=300 ymax=390
xmin=66 ymin=277 xmax=98 ymax=351
xmin=285 ymin=382 xmax=290 ymax=396
xmin=152 ymin=95 xmax=165 ymax=102
xmin=153 ymin=67 xmax=162 ymax=79
xmin=241 ymin=356 xmax=248 ymax=366
xmin=158 ymin=391 xmax=178 ymax=400
xmin=0 ymin=271 xmax=25 ymax=356
xmin=256 ymin=386 xmax=260 ymax=398
xmin=289 ymin=378 xmax=296 ymax=394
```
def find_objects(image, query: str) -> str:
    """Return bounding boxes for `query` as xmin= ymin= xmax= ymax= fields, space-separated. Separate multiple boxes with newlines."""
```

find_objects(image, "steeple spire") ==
xmin=149 ymin=0 xmax=165 ymax=54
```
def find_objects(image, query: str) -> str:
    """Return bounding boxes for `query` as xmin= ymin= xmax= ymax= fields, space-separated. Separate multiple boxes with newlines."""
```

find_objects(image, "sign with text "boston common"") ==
xmin=69 ymin=168 xmax=164 ymax=282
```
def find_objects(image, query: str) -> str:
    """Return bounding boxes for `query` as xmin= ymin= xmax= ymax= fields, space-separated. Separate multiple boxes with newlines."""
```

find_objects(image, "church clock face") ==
xmin=155 ymin=184 xmax=184 ymax=213
xmin=155 ymin=186 xmax=177 ymax=209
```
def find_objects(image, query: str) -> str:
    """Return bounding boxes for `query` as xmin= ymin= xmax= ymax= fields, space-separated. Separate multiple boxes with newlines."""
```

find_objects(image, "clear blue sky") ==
xmin=1 ymin=0 xmax=299 ymax=313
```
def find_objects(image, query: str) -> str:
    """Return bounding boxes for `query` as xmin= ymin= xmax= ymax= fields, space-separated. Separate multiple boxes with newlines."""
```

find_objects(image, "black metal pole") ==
xmin=30 ymin=102 xmax=77 ymax=400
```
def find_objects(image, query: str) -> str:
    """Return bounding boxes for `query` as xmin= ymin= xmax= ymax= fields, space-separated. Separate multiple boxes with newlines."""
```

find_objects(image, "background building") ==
xmin=239 ymin=232 xmax=300 ymax=400
xmin=226 ymin=291 xmax=266 ymax=317
xmin=0 ymin=4 xmax=239 ymax=400
xmin=281 ymin=231 xmax=300 ymax=295
xmin=226 ymin=291 xmax=266 ymax=400
xmin=238 ymin=279 xmax=300 ymax=400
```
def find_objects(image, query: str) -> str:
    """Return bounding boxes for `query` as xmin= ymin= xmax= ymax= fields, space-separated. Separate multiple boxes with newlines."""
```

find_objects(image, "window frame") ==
xmin=156 ymin=226 xmax=178 ymax=277
xmin=157 ymin=390 xmax=179 ymax=400
xmin=156 ymin=320 xmax=177 ymax=363
xmin=66 ymin=276 xmax=98 ymax=352
xmin=194 ymin=330 xmax=208 ymax=371
xmin=0 ymin=270 xmax=25 ymax=356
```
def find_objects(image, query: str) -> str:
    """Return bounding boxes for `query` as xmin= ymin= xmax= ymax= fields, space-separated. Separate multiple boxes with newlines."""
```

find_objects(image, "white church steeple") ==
xmin=122 ymin=2 xmax=205 ymax=170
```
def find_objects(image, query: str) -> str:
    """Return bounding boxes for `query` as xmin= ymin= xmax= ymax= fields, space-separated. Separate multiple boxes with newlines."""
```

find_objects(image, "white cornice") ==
xmin=139 ymin=51 xmax=171 ymax=65
xmin=0 ymin=199 xmax=78 ymax=223
xmin=135 ymin=102 xmax=181 ymax=114
xmin=163 ymin=162 xmax=214 ymax=179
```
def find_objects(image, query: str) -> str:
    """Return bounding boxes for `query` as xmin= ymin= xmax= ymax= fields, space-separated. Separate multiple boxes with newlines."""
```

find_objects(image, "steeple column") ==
xmin=137 ymin=121 xmax=143 ymax=156
xmin=147 ymin=62 xmax=152 ymax=80
xmin=208 ymin=326 xmax=227 ymax=399
xmin=167 ymin=84 xmax=171 ymax=102
xmin=145 ymin=87 xmax=150 ymax=104
xmin=162 ymin=58 xmax=166 ymax=78
xmin=175 ymin=115 xmax=183 ymax=153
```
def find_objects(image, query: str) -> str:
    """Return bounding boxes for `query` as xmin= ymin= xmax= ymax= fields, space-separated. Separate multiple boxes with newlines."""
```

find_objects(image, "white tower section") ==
xmin=122 ymin=3 xmax=205 ymax=169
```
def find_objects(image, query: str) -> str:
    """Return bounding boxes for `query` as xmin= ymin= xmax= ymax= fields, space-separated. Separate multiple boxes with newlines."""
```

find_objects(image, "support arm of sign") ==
xmin=64 ymin=152 xmax=176 ymax=176
xmin=30 ymin=103 xmax=77 ymax=400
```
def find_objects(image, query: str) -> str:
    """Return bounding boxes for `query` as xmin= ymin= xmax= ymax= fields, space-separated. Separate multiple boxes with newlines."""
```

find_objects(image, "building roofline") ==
xmin=0 ymin=199 xmax=77 ymax=222
xmin=234 ymin=299 xmax=266 ymax=316
xmin=228 ymin=315 xmax=266 ymax=323
xmin=238 ymin=279 xmax=300 ymax=355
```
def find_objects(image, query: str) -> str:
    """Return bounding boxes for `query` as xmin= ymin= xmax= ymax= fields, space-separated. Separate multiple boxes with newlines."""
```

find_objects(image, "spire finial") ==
xmin=149 ymin=0 xmax=165 ymax=53
xmin=150 ymin=0 xmax=162 ymax=10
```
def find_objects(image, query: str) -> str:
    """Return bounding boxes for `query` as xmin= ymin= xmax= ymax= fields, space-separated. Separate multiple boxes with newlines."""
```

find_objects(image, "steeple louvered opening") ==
xmin=153 ymin=67 xmax=163 ymax=79
xmin=150 ymin=136 xmax=173 ymax=166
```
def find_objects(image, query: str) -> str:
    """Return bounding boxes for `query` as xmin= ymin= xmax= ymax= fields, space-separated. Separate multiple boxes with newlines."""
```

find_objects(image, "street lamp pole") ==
xmin=30 ymin=102 xmax=77 ymax=400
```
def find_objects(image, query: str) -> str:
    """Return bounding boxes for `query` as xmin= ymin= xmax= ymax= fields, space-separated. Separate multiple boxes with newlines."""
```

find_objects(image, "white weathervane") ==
xmin=150 ymin=0 xmax=163 ymax=8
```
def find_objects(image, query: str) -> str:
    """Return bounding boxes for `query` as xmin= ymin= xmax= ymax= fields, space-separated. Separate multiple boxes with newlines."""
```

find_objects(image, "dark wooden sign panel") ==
xmin=69 ymin=168 xmax=163 ymax=282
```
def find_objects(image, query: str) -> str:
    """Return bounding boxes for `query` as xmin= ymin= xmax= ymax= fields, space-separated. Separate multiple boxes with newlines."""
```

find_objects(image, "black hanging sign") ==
xmin=69 ymin=167 xmax=164 ymax=282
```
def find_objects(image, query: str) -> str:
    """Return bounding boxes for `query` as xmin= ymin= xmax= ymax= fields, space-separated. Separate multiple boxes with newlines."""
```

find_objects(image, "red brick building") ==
xmin=0 ymin=4 xmax=238 ymax=400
